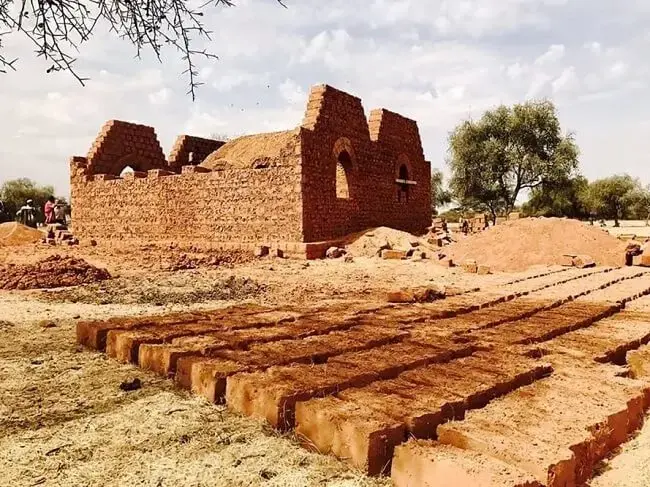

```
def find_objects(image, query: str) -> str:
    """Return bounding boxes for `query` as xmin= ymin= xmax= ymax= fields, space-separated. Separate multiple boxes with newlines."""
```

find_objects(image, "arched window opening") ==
xmin=336 ymin=150 xmax=352 ymax=200
xmin=120 ymin=166 xmax=135 ymax=177
xmin=397 ymin=164 xmax=410 ymax=202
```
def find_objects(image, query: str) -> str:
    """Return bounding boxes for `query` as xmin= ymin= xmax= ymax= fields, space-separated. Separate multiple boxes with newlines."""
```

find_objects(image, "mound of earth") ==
xmin=446 ymin=217 xmax=627 ymax=272
xmin=0 ymin=222 xmax=43 ymax=246
xmin=345 ymin=226 xmax=433 ymax=258
xmin=0 ymin=255 xmax=111 ymax=290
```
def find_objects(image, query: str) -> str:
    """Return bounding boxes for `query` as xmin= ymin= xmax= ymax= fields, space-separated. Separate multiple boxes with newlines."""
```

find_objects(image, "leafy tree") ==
xmin=0 ymin=178 xmax=55 ymax=224
xmin=581 ymin=174 xmax=641 ymax=227
xmin=628 ymin=184 xmax=650 ymax=225
xmin=431 ymin=169 xmax=453 ymax=215
xmin=0 ymin=0 xmax=286 ymax=99
xmin=448 ymin=99 xmax=580 ymax=222
xmin=522 ymin=175 xmax=589 ymax=219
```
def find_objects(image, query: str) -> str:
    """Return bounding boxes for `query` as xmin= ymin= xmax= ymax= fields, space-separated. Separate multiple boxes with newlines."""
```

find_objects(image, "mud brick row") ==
xmin=412 ymin=269 xmax=648 ymax=347
xmin=577 ymin=270 xmax=650 ymax=304
xmin=392 ymin=441 xmax=543 ymax=487
xmin=294 ymin=351 xmax=552 ymax=475
xmin=139 ymin=315 xmax=365 ymax=377
xmin=105 ymin=309 xmax=307 ymax=364
xmin=225 ymin=340 xmax=475 ymax=431
xmin=437 ymin=366 xmax=650 ymax=487
xmin=175 ymin=326 xmax=407 ymax=402
xmin=76 ymin=303 xmax=273 ymax=350
xmin=476 ymin=301 xmax=620 ymax=345
xmin=545 ymin=307 xmax=650 ymax=364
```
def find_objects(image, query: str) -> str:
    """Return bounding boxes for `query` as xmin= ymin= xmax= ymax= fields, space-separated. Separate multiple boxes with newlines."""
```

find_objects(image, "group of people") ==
xmin=13 ymin=197 xmax=67 ymax=228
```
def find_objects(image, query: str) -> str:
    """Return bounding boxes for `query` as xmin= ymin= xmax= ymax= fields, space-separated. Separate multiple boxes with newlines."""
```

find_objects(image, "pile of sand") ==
xmin=0 ymin=222 xmax=43 ymax=246
xmin=345 ymin=226 xmax=433 ymax=258
xmin=0 ymin=255 xmax=111 ymax=290
xmin=446 ymin=217 xmax=627 ymax=272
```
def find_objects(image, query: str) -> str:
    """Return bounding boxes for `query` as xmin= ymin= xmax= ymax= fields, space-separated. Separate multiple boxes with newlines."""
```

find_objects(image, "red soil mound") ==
xmin=446 ymin=217 xmax=627 ymax=272
xmin=0 ymin=255 xmax=111 ymax=290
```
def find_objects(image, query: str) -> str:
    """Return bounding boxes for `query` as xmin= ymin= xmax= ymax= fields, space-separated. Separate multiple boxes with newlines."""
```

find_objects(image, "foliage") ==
xmin=431 ymin=169 xmax=453 ymax=214
xmin=0 ymin=178 xmax=55 ymax=223
xmin=581 ymin=174 xmax=642 ymax=227
xmin=0 ymin=0 xmax=286 ymax=100
xmin=522 ymin=175 xmax=589 ymax=219
xmin=448 ymin=99 xmax=580 ymax=221
xmin=629 ymin=185 xmax=650 ymax=225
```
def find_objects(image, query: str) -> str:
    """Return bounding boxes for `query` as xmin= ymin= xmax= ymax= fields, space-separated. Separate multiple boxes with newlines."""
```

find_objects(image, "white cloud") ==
xmin=552 ymin=66 xmax=580 ymax=93
xmin=534 ymin=44 xmax=566 ymax=66
xmin=148 ymin=88 xmax=171 ymax=105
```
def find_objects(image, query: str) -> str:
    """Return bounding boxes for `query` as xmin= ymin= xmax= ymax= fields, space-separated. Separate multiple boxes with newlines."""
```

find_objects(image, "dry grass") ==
xmin=0 ymin=315 xmax=389 ymax=487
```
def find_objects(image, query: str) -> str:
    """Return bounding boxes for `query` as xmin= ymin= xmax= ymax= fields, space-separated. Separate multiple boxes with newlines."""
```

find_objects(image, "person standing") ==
xmin=44 ymin=196 xmax=56 ymax=225
xmin=16 ymin=199 xmax=38 ymax=228
xmin=54 ymin=199 xmax=67 ymax=225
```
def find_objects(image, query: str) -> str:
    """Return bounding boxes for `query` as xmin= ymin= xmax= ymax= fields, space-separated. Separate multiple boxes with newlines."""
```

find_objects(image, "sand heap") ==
xmin=344 ymin=227 xmax=434 ymax=258
xmin=0 ymin=255 xmax=111 ymax=290
xmin=0 ymin=222 xmax=43 ymax=246
xmin=446 ymin=217 xmax=627 ymax=272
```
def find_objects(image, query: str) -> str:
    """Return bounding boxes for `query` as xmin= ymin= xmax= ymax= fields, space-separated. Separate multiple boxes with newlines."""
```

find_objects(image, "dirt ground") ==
xmin=1 ymin=241 xmax=650 ymax=486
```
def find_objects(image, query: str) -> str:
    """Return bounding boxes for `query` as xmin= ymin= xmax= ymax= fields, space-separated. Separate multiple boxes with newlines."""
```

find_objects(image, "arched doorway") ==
xmin=120 ymin=166 xmax=135 ymax=177
xmin=336 ymin=150 xmax=352 ymax=200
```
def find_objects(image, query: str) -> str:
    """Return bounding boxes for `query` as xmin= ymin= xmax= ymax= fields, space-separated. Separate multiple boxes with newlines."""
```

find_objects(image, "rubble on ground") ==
xmin=0 ymin=255 xmax=111 ymax=290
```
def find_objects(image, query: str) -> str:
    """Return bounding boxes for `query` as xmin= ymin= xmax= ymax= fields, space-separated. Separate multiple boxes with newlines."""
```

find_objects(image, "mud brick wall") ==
xmin=168 ymin=135 xmax=226 ymax=172
xmin=70 ymin=160 xmax=303 ymax=245
xmin=70 ymin=83 xmax=431 ymax=247
xmin=86 ymin=120 xmax=168 ymax=175
xmin=300 ymin=84 xmax=431 ymax=242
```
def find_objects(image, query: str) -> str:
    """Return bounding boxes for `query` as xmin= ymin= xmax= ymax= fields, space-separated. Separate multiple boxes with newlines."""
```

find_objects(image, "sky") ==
xmin=1 ymin=0 xmax=649 ymax=197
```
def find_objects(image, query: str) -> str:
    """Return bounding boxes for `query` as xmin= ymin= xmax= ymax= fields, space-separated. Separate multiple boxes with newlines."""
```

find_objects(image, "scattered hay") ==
xmin=446 ymin=217 xmax=627 ymax=272
xmin=0 ymin=255 xmax=111 ymax=290
xmin=0 ymin=222 xmax=42 ymax=247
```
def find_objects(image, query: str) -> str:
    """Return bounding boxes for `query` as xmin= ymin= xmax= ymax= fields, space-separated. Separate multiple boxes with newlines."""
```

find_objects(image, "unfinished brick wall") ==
xmin=86 ymin=120 xmax=168 ymax=176
xmin=70 ymin=159 xmax=303 ymax=246
xmin=300 ymin=84 xmax=431 ymax=241
xmin=70 ymin=83 xmax=431 ymax=253
xmin=168 ymin=135 xmax=226 ymax=172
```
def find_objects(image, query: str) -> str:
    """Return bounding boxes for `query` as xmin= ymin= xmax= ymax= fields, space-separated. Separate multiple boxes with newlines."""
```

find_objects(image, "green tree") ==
xmin=522 ymin=175 xmax=589 ymax=219
xmin=628 ymin=184 xmax=650 ymax=225
xmin=431 ymin=169 xmax=453 ymax=215
xmin=1 ymin=1 xmax=286 ymax=99
xmin=581 ymin=174 xmax=642 ymax=227
xmin=0 ymin=178 xmax=55 ymax=224
xmin=448 ymin=99 xmax=580 ymax=222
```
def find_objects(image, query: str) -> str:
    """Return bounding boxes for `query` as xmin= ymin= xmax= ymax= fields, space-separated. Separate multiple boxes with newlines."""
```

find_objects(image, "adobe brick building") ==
xmin=70 ymin=84 xmax=432 ymax=258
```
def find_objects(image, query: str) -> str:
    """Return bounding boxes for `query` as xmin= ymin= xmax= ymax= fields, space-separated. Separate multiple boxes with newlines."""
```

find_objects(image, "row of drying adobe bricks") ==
xmin=73 ymin=269 xmax=649 ymax=475
xmin=76 ymin=265 xmax=615 ymax=376
xmin=286 ymin=281 xmax=650 ymax=480
xmin=393 ymin=295 xmax=650 ymax=486
xmin=241 ymin=276 xmax=650 ymax=476
xmin=75 ymin=266 xmax=637 ymax=402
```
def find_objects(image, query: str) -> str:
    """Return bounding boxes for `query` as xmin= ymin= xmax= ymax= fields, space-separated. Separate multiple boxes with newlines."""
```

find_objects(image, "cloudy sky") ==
xmin=1 ymin=0 xmax=649 ymax=196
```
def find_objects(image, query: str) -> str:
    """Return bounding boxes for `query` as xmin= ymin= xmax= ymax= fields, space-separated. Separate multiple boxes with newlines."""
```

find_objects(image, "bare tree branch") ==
xmin=0 ymin=0 xmax=287 ymax=99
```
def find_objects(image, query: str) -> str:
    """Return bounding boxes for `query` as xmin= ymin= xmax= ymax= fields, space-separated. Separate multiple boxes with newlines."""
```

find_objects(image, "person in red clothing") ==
xmin=44 ymin=196 xmax=56 ymax=225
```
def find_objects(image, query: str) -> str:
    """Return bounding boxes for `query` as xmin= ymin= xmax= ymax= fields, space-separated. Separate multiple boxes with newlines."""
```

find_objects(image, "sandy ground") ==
xmin=1 ymin=242 xmax=650 ymax=486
